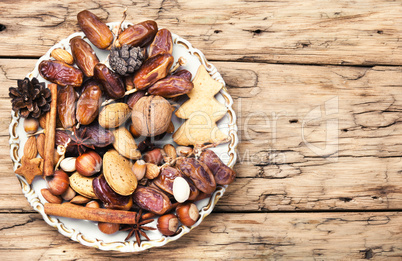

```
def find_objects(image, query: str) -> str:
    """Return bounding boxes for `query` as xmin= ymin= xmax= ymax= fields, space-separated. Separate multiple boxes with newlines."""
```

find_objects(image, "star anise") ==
xmin=68 ymin=126 xmax=96 ymax=155
xmin=120 ymin=209 xmax=156 ymax=246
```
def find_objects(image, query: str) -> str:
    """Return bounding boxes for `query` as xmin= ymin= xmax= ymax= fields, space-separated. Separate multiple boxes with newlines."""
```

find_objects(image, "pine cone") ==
xmin=9 ymin=77 xmax=51 ymax=118
xmin=109 ymin=45 xmax=144 ymax=76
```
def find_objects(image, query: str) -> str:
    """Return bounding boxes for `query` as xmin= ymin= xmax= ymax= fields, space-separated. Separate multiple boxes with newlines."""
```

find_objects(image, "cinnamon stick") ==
xmin=43 ymin=84 xmax=57 ymax=176
xmin=44 ymin=203 xmax=138 ymax=224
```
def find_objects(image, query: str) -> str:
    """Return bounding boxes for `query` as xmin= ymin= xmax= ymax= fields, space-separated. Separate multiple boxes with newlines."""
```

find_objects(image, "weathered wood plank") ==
xmin=1 ymin=0 xmax=402 ymax=65
xmin=0 ymin=212 xmax=401 ymax=260
xmin=1 ymin=59 xmax=402 ymax=212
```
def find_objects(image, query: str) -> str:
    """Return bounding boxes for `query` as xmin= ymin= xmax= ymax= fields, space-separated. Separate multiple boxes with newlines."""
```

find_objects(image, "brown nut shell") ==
xmin=70 ymin=37 xmax=99 ymax=77
xmin=39 ymin=60 xmax=83 ymax=87
xmin=77 ymin=10 xmax=113 ymax=49
xmin=47 ymin=170 xmax=70 ymax=196
xmin=131 ymin=95 xmax=173 ymax=137
xmin=157 ymin=213 xmax=178 ymax=236
xmin=75 ymin=150 xmax=102 ymax=177
xmin=98 ymin=222 xmax=120 ymax=234
xmin=176 ymin=202 xmax=199 ymax=227
xmin=103 ymin=149 xmax=137 ymax=196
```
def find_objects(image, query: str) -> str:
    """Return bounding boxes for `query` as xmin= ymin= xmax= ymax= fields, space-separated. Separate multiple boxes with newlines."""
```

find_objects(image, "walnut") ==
xmin=131 ymin=95 xmax=173 ymax=137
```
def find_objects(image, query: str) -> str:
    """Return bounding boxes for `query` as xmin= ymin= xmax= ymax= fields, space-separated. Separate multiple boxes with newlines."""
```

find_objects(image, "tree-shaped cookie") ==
xmin=173 ymin=65 xmax=228 ymax=146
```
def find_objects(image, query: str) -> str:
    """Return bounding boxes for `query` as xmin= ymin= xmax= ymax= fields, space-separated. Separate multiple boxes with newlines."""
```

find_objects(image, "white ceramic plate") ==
xmin=9 ymin=22 xmax=238 ymax=252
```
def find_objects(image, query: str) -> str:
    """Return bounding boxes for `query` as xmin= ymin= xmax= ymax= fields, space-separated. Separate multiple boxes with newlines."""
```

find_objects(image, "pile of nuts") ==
xmin=15 ymin=9 xmax=236 ymax=244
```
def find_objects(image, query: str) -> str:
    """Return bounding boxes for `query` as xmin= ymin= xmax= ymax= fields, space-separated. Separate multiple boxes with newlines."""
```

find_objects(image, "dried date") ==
xmin=117 ymin=20 xmax=158 ymax=47
xmin=132 ymin=186 xmax=172 ymax=215
xmin=93 ymin=175 xmax=132 ymax=210
xmin=148 ymin=28 xmax=173 ymax=57
xmin=70 ymin=36 xmax=99 ymax=77
xmin=76 ymin=80 xmax=102 ymax=125
xmin=57 ymin=86 xmax=77 ymax=129
xmin=39 ymin=60 xmax=83 ymax=87
xmin=133 ymin=53 xmax=174 ymax=90
xmin=148 ymin=69 xmax=193 ymax=98
xmin=126 ymin=90 xmax=146 ymax=109
xmin=77 ymin=10 xmax=113 ymax=49
xmin=94 ymin=63 xmax=125 ymax=99
xmin=199 ymin=150 xmax=236 ymax=185
xmin=176 ymin=157 xmax=216 ymax=194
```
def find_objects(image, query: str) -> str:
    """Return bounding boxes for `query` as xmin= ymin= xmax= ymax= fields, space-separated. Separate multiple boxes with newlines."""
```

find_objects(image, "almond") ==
xmin=41 ymin=188 xmax=62 ymax=204
xmin=103 ymin=149 xmax=137 ymax=196
xmin=70 ymin=195 xmax=91 ymax=205
xmin=98 ymin=103 xmax=131 ymax=129
xmin=37 ymin=133 xmax=46 ymax=158
xmin=24 ymin=136 xmax=38 ymax=160
xmin=51 ymin=48 xmax=74 ymax=65
xmin=163 ymin=144 xmax=177 ymax=160
xmin=69 ymin=172 xmax=98 ymax=199
xmin=112 ymin=127 xmax=141 ymax=160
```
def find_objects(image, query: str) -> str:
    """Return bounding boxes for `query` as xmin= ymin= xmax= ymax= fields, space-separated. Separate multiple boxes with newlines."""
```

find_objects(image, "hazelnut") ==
xmin=145 ymin=163 xmax=160 ymax=179
xmin=46 ymin=170 xmax=70 ymax=196
xmin=176 ymin=202 xmax=199 ymax=227
xmin=41 ymin=188 xmax=62 ymax=204
xmin=24 ymin=118 xmax=39 ymax=134
xmin=132 ymin=160 xmax=147 ymax=180
xmin=98 ymin=222 xmax=119 ymax=234
xmin=75 ymin=151 xmax=102 ymax=176
xmin=157 ymin=213 xmax=179 ymax=236
xmin=143 ymin=148 xmax=163 ymax=165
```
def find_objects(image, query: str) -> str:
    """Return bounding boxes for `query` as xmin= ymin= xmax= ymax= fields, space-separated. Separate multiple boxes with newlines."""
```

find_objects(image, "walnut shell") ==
xmin=131 ymin=95 xmax=173 ymax=137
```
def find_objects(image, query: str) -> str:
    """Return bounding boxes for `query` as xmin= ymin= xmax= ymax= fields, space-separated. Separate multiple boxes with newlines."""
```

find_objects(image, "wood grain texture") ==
xmin=1 ymin=60 xmax=402 ymax=213
xmin=1 ymin=0 xmax=402 ymax=258
xmin=0 ymin=0 xmax=402 ymax=65
xmin=0 ymin=212 xmax=401 ymax=260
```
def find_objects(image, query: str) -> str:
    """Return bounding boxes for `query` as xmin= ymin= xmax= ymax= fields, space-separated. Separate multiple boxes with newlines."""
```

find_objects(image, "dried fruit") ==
xmin=51 ymin=48 xmax=74 ymax=65
xmin=199 ymin=149 xmax=236 ymax=185
xmin=126 ymin=90 xmax=146 ymax=109
xmin=9 ymin=77 xmax=51 ymax=118
xmin=39 ymin=60 xmax=83 ymax=87
xmin=93 ymin=175 xmax=133 ymax=210
xmin=94 ymin=63 xmax=125 ymax=99
xmin=109 ymin=45 xmax=144 ymax=76
xmin=133 ymin=53 xmax=174 ymax=90
xmin=76 ymin=80 xmax=102 ymax=126
xmin=148 ymin=69 xmax=194 ymax=98
xmin=152 ymin=166 xmax=181 ymax=196
xmin=117 ymin=20 xmax=158 ymax=47
xmin=70 ymin=36 xmax=99 ymax=77
xmin=148 ymin=28 xmax=173 ymax=57
xmin=57 ymin=86 xmax=77 ymax=129
xmin=143 ymin=148 xmax=163 ymax=165
xmin=132 ymin=186 xmax=171 ymax=215
xmin=176 ymin=157 xmax=216 ymax=194
xmin=77 ymin=10 xmax=113 ymax=49
xmin=131 ymin=95 xmax=173 ymax=137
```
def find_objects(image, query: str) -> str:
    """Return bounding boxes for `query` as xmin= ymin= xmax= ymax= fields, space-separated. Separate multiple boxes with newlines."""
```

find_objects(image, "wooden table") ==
xmin=1 ymin=1 xmax=401 ymax=260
